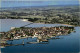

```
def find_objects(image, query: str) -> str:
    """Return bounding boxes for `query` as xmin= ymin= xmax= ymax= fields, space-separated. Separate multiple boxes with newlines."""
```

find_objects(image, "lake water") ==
xmin=0 ymin=19 xmax=69 ymax=32
xmin=0 ymin=19 xmax=80 ymax=53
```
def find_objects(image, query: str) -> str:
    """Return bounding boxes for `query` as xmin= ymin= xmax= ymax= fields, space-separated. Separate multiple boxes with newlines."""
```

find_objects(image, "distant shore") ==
xmin=22 ymin=19 xmax=75 ymax=27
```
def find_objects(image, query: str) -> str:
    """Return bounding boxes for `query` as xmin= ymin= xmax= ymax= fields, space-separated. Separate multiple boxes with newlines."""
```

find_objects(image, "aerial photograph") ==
xmin=0 ymin=0 xmax=80 ymax=53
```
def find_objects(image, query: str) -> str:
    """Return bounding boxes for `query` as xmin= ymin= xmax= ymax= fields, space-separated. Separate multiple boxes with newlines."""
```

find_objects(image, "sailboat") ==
xmin=22 ymin=17 xmax=28 ymax=21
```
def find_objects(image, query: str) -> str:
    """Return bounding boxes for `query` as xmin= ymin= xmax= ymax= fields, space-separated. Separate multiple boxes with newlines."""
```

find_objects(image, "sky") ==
xmin=1 ymin=0 xmax=79 ymax=8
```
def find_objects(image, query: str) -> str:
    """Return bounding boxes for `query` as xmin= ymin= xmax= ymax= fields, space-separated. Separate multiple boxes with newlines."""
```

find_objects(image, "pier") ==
xmin=20 ymin=23 xmax=33 ymax=27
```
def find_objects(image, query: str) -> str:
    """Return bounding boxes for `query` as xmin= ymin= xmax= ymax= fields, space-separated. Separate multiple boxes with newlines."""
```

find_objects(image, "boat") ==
xmin=22 ymin=19 xmax=28 ymax=21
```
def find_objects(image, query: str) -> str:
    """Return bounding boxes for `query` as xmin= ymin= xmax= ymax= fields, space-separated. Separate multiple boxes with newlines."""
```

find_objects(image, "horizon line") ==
xmin=1 ymin=4 xmax=79 ymax=9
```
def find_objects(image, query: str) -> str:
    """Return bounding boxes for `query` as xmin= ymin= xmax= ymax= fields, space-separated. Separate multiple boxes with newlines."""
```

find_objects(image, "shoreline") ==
xmin=0 ymin=19 xmax=79 ymax=27
xmin=21 ymin=19 xmax=76 ymax=27
xmin=24 ymin=20 xmax=75 ymax=27
xmin=21 ymin=19 xmax=74 ymax=26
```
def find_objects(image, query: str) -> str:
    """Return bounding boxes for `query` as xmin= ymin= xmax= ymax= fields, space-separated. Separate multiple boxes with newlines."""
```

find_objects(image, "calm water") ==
xmin=0 ymin=19 xmax=80 ymax=53
xmin=0 ymin=19 xmax=69 ymax=32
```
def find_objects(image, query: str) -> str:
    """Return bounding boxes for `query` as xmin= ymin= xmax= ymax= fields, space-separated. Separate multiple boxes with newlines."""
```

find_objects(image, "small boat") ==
xmin=22 ymin=19 xmax=27 ymax=21
xmin=14 ymin=37 xmax=20 ymax=40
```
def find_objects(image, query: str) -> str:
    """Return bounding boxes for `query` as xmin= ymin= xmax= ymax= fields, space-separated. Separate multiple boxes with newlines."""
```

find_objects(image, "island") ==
xmin=0 ymin=26 xmax=74 ymax=47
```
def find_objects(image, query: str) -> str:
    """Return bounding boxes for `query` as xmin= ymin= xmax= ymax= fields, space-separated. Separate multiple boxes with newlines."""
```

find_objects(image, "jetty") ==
xmin=27 ymin=42 xmax=38 ymax=44
xmin=20 ymin=23 xmax=33 ymax=27
xmin=0 ymin=40 xmax=25 ymax=47
xmin=0 ymin=42 xmax=25 ymax=47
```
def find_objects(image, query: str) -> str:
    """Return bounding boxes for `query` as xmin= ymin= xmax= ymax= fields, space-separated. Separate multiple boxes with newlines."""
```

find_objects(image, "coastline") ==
xmin=0 ymin=19 xmax=79 ymax=27
xmin=23 ymin=20 xmax=75 ymax=27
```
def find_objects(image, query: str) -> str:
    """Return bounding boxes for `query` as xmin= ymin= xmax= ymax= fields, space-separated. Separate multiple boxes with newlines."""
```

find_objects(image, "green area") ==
xmin=0 ymin=5 xmax=80 ymax=26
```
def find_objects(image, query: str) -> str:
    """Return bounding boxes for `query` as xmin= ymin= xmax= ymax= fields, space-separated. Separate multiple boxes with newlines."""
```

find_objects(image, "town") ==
xmin=0 ymin=26 xmax=74 ymax=47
